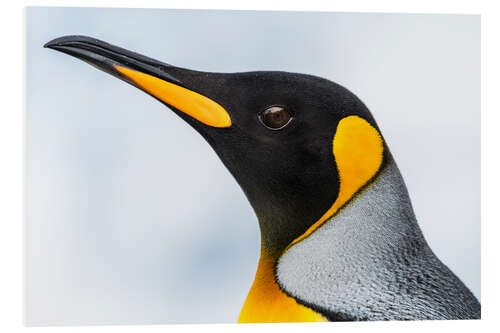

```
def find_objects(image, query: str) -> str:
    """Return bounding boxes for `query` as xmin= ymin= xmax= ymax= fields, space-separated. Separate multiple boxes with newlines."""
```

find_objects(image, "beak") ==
xmin=44 ymin=35 xmax=231 ymax=128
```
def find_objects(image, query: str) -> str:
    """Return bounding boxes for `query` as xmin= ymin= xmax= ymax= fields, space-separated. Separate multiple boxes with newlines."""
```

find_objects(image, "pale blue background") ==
xmin=26 ymin=7 xmax=480 ymax=325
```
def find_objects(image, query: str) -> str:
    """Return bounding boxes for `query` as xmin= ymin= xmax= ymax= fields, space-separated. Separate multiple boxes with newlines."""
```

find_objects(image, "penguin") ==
xmin=44 ymin=35 xmax=481 ymax=322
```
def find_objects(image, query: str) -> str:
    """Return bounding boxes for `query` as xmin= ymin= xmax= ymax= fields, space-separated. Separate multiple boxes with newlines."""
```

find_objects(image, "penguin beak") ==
xmin=44 ymin=35 xmax=231 ymax=128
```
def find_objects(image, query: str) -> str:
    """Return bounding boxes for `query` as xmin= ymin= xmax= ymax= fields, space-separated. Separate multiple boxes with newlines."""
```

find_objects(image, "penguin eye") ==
xmin=258 ymin=106 xmax=293 ymax=130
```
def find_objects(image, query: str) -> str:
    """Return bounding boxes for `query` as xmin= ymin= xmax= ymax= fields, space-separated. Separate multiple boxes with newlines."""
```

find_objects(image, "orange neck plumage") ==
xmin=237 ymin=251 xmax=327 ymax=323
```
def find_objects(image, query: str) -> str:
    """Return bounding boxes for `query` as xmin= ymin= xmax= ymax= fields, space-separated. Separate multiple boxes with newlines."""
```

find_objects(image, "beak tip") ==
xmin=43 ymin=35 xmax=95 ymax=49
xmin=43 ymin=38 xmax=60 ymax=49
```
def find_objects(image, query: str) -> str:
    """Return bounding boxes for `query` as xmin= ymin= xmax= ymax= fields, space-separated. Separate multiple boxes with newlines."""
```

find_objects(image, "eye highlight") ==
xmin=258 ymin=106 xmax=293 ymax=130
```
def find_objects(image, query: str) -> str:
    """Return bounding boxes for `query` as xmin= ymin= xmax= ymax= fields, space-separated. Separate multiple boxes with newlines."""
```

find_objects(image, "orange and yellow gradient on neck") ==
xmin=238 ymin=251 xmax=327 ymax=323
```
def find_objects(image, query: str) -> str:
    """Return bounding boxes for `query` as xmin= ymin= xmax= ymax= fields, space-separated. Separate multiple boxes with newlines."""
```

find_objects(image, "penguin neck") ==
xmin=237 ymin=176 xmax=342 ymax=322
xmin=239 ymin=155 xmax=413 ymax=322
xmin=275 ymin=157 xmax=427 ymax=307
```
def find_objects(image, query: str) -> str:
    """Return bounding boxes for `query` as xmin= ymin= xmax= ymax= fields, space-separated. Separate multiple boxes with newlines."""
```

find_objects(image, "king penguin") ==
xmin=45 ymin=36 xmax=481 ymax=322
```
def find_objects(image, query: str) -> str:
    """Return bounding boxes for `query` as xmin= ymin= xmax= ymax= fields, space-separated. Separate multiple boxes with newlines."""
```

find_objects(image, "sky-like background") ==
xmin=26 ymin=7 xmax=480 ymax=325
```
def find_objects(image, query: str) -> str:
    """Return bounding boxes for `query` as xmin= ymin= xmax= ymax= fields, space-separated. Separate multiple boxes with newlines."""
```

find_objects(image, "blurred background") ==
xmin=26 ymin=7 xmax=480 ymax=325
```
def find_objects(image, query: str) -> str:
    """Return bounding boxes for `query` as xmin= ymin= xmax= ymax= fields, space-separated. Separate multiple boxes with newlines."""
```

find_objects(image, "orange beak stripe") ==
xmin=115 ymin=65 xmax=231 ymax=128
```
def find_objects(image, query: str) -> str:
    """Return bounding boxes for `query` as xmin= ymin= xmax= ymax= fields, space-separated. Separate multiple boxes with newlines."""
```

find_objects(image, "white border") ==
xmin=2 ymin=1 xmax=498 ymax=332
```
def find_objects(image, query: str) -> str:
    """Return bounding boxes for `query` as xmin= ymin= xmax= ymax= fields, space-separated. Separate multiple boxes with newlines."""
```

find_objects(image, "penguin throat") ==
xmin=238 ymin=251 xmax=327 ymax=323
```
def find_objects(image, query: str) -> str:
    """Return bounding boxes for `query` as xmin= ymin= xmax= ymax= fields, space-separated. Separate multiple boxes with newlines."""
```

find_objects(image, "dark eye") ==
xmin=258 ymin=106 xmax=293 ymax=130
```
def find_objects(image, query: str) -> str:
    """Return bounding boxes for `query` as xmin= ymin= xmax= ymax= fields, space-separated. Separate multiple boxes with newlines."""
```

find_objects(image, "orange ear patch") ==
xmin=287 ymin=115 xmax=384 ymax=248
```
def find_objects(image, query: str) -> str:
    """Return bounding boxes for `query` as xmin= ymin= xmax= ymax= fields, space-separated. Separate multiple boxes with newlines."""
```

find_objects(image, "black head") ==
xmin=45 ymin=36 xmax=386 ymax=258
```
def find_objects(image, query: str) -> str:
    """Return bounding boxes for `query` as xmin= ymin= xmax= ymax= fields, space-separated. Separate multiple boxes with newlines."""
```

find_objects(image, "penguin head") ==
xmin=45 ymin=36 xmax=386 ymax=257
